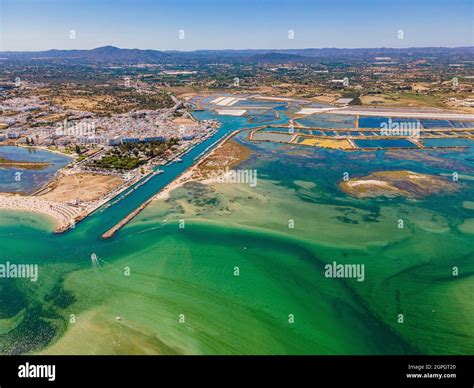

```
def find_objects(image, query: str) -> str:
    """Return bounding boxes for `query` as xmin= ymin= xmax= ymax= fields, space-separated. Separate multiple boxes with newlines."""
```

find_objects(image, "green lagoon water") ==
xmin=0 ymin=104 xmax=473 ymax=355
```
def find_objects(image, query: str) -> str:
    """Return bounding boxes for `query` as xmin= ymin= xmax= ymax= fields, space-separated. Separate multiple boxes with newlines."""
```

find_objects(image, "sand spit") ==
xmin=339 ymin=170 xmax=460 ymax=198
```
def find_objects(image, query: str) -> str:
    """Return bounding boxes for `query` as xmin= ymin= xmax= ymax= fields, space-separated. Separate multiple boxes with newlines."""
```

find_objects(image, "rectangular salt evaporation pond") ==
xmin=420 ymin=119 xmax=451 ymax=128
xmin=233 ymin=99 xmax=280 ymax=109
xmin=199 ymin=95 xmax=228 ymax=105
xmin=200 ymin=95 xmax=244 ymax=108
xmin=290 ymin=128 xmax=314 ymax=135
xmin=252 ymin=132 xmax=294 ymax=142
xmin=263 ymin=127 xmax=313 ymax=135
xmin=354 ymin=139 xmax=417 ymax=149
xmin=422 ymin=138 xmax=474 ymax=148
xmin=358 ymin=116 xmax=421 ymax=129
xmin=216 ymin=109 xmax=247 ymax=116
xmin=449 ymin=121 xmax=474 ymax=129
xmin=296 ymin=114 xmax=355 ymax=129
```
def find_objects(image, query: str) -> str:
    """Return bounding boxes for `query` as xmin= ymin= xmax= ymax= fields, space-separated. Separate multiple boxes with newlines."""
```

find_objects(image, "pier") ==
xmin=101 ymin=128 xmax=242 ymax=239
xmin=101 ymin=196 xmax=154 ymax=239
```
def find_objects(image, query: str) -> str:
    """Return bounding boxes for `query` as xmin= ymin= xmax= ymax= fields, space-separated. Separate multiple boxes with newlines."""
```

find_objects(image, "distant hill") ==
xmin=246 ymin=52 xmax=316 ymax=63
xmin=1 ymin=45 xmax=472 ymax=64
xmin=0 ymin=46 xmax=171 ymax=63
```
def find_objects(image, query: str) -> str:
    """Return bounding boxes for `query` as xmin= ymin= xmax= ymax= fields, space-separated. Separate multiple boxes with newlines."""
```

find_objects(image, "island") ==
xmin=338 ymin=170 xmax=460 ymax=199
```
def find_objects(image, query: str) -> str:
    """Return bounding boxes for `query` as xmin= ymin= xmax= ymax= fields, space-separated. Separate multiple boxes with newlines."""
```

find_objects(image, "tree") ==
xmin=75 ymin=145 xmax=81 ymax=154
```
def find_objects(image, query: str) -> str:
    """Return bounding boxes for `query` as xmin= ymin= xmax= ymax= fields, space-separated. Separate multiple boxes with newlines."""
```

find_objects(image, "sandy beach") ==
xmin=0 ymin=172 xmax=124 ymax=230
xmin=38 ymin=172 xmax=123 ymax=202
xmin=0 ymin=193 xmax=82 ymax=229
xmin=0 ymin=131 xmax=249 ymax=234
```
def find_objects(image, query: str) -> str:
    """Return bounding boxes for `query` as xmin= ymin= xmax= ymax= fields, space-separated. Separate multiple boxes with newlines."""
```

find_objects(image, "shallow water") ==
xmin=0 ymin=146 xmax=72 ymax=194
xmin=0 ymin=102 xmax=473 ymax=355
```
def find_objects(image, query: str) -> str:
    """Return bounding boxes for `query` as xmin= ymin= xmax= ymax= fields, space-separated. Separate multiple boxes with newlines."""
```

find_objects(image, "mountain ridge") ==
xmin=1 ymin=45 xmax=473 ymax=64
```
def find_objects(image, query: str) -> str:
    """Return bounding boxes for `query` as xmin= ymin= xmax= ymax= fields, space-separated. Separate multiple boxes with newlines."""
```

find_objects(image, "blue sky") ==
xmin=0 ymin=0 xmax=472 ymax=51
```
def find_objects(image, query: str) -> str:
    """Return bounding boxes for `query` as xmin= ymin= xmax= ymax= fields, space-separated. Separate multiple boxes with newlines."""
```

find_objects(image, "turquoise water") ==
xmin=0 ymin=100 xmax=473 ymax=355
xmin=68 ymin=110 xmax=289 ymax=239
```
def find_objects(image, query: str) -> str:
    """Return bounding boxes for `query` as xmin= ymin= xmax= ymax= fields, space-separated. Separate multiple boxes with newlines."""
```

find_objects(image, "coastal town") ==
xmin=1 ymin=0 xmax=474 ymax=381
xmin=0 ymin=46 xmax=473 ymax=236
xmin=0 ymin=78 xmax=220 ymax=232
